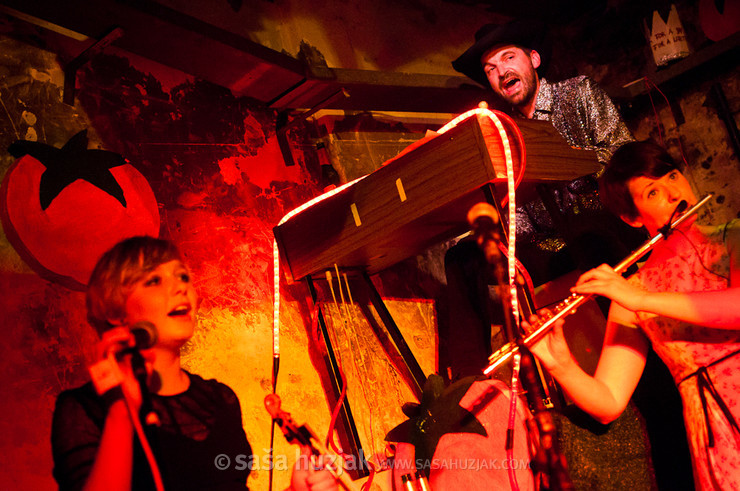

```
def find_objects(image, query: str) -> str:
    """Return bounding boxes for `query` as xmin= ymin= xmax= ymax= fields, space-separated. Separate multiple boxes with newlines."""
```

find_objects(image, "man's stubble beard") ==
xmin=497 ymin=69 xmax=538 ymax=110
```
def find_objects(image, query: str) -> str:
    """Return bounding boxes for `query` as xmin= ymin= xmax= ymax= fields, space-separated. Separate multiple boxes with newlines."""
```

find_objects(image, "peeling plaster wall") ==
xmin=0 ymin=33 xmax=328 ymax=491
xmin=158 ymin=0 xmax=509 ymax=74
xmin=0 ymin=22 xmax=442 ymax=491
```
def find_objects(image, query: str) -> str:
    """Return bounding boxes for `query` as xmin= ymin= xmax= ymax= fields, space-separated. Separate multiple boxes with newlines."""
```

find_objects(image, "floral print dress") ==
xmin=631 ymin=222 xmax=740 ymax=490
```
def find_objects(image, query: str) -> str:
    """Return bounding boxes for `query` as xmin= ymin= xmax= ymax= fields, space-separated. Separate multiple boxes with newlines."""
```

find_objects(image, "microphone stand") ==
xmin=129 ymin=348 xmax=160 ymax=426
xmin=477 ymin=222 xmax=573 ymax=491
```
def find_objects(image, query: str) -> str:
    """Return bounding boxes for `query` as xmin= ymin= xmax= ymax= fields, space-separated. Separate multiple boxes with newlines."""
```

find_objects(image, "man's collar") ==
xmin=510 ymin=77 xmax=551 ymax=119
xmin=533 ymin=77 xmax=552 ymax=115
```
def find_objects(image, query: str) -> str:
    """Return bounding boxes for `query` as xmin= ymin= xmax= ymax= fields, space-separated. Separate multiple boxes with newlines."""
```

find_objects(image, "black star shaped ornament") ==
xmin=8 ymin=130 xmax=127 ymax=210
xmin=385 ymin=374 xmax=487 ymax=472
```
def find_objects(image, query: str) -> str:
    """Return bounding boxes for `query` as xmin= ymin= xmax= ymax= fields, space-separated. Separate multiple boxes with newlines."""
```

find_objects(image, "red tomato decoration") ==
xmin=1 ymin=130 xmax=160 ymax=290
xmin=699 ymin=0 xmax=740 ymax=41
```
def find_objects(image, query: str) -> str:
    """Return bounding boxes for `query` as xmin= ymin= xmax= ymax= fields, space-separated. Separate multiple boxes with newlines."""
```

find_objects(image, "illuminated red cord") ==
xmin=492 ymin=112 xmax=530 ymax=491
xmin=121 ymin=385 xmax=165 ymax=491
xmin=506 ymin=353 xmax=522 ymax=491
xmin=439 ymin=107 xmax=522 ymax=325
xmin=497 ymin=242 xmax=538 ymax=310
xmin=274 ymin=107 xmax=530 ymax=491
xmin=439 ymin=106 xmax=524 ymax=491
xmin=495 ymin=110 xmax=527 ymax=209
xmin=273 ymin=176 xmax=369 ymax=365
xmin=360 ymin=460 xmax=378 ymax=491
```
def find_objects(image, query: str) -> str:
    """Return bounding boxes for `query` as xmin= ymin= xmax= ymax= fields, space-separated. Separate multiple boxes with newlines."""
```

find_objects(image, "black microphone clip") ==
xmin=657 ymin=200 xmax=688 ymax=238
xmin=467 ymin=202 xmax=503 ymax=266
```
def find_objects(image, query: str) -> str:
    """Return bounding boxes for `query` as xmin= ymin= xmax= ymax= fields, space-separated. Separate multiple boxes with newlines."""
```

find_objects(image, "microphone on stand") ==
xmin=467 ymin=202 xmax=503 ymax=266
xmin=467 ymin=201 xmax=514 ymax=341
xmin=468 ymin=201 xmax=575 ymax=490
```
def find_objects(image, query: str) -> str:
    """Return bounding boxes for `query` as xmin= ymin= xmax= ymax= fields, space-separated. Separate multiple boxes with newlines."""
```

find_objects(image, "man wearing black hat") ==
xmin=443 ymin=19 xmax=692 ymax=491
xmin=452 ymin=19 xmax=632 ymax=164
xmin=443 ymin=18 xmax=645 ymax=384
xmin=447 ymin=20 xmax=648 ymax=332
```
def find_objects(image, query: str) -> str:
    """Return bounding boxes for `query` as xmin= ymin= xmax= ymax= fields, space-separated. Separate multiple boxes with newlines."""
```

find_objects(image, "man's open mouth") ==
xmin=503 ymin=77 xmax=519 ymax=89
xmin=500 ymin=74 xmax=521 ymax=94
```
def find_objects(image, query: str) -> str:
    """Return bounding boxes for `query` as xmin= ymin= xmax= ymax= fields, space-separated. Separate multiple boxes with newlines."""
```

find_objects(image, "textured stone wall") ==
xmin=551 ymin=0 xmax=740 ymax=223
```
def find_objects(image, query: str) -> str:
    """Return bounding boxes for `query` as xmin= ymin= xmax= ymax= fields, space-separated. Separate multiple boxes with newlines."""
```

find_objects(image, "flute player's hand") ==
xmin=527 ymin=310 xmax=574 ymax=375
xmin=572 ymin=264 xmax=647 ymax=313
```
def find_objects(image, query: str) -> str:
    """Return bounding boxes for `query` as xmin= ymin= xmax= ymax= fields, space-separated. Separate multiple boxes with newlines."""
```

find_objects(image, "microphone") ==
xmin=130 ymin=321 xmax=158 ymax=350
xmin=110 ymin=321 xmax=158 ymax=360
xmin=658 ymin=200 xmax=688 ymax=237
xmin=467 ymin=202 xmax=502 ymax=265
xmin=88 ymin=321 xmax=161 ymax=425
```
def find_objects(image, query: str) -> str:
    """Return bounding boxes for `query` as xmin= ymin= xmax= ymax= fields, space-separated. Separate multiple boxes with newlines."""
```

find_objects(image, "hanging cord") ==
xmin=330 ymin=267 xmax=380 ymax=462
xmin=274 ymin=108 xmax=527 ymax=490
xmin=495 ymin=110 xmax=528 ymax=211
xmin=323 ymin=271 xmax=354 ymax=467
xmin=274 ymin=107 xmax=526 ymax=359
xmin=121 ymin=391 xmax=165 ymax=491
xmin=269 ymin=241 xmax=281 ymax=491
xmin=272 ymin=176 xmax=368 ymax=398
xmin=497 ymin=242 xmax=538 ymax=311
xmin=359 ymin=459 xmax=379 ymax=491
xmin=674 ymin=229 xmax=729 ymax=281
xmin=437 ymin=107 xmax=524 ymax=326
xmin=642 ymin=77 xmax=690 ymax=166
xmin=104 ymin=347 xmax=165 ymax=491
xmin=506 ymin=353 xmax=523 ymax=491
xmin=496 ymin=109 xmax=523 ymax=491
xmin=270 ymin=177 xmax=370 ymax=491
xmin=644 ymin=77 xmax=666 ymax=147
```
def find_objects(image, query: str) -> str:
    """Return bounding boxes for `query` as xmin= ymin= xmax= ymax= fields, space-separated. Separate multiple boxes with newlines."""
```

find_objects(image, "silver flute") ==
xmin=483 ymin=194 xmax=713 ymax=376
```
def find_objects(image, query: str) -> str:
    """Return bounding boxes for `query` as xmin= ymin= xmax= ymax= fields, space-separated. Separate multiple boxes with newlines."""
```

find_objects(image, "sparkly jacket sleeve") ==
xmin=576 ymin=76 xmax=634 ymax=163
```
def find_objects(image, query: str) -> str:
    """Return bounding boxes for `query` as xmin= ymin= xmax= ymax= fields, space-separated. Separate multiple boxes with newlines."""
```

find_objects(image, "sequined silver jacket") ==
xmin=417 ymin=77 xmax=638 ymax=284
xmin=528 ymin=76 xmax=634 ymax=164
xmin=513 ymin=77 xmax=634 ymax=247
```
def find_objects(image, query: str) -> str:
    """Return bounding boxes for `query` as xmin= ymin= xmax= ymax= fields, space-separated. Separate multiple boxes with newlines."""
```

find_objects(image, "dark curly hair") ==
xmin=599 ymin=140 xmax=681 ymax=221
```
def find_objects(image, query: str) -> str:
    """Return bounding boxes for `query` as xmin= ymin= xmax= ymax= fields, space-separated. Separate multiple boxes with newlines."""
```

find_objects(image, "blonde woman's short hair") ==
xmin=86 ymin=236 xmax=183 ymax=335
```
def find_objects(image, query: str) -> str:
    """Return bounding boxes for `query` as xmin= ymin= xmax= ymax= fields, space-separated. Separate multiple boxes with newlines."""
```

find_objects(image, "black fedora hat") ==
xmin=452 ymin=19 xmax=548 ymax=87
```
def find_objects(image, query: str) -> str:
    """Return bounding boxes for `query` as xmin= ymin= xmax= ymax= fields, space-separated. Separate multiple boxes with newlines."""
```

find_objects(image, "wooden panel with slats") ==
xmin=274 ymin=115 xmax=599 ymax=283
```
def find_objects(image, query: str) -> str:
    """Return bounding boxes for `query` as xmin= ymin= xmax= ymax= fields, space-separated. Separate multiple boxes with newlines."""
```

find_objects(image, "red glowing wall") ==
xmin=0 ymin=34 xmax=324 ymax=490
